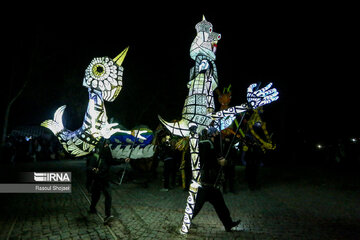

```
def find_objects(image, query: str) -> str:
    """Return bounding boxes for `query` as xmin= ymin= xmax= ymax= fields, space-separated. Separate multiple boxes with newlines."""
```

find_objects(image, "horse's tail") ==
xmin=41 ymin=105 xmax=66 ymax=135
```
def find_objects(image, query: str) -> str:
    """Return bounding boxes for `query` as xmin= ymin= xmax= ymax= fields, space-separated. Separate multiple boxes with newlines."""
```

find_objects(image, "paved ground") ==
xmin=0 ymin=160 xmax=359 ymax=240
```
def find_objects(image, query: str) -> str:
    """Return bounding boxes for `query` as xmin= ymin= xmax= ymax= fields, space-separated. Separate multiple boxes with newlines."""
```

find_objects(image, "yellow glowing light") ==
xmin=113 ymin=46 xmax=129 ymax=66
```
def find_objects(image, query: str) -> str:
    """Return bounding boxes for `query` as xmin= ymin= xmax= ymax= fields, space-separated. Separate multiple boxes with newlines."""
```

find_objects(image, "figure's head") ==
xmin=190 ymin=16 xmax=221 ymax=61
xmin=217 ymin=85 xmax=232 ymax=107
xmin=83 ymin=47 xmax=129 ymax=102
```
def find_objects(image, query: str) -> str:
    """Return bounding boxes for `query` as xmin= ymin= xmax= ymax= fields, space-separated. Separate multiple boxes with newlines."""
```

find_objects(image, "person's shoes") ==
xmin=225 ymin=220 xmax=241 ymax=232
xmin=104 ymin=215 xmax=114 ymax=224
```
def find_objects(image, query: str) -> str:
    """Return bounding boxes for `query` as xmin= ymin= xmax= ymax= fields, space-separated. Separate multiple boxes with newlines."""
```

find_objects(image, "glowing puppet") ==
xmin=246 ymin=107 xmax=276 ymax=153
xmin=110 ymin=128 xmax=156 ymax=159
xmin=42 ymin=47 xmax=147 ymax=157
xmin=158 ymin=16 xmax=279 ymax=234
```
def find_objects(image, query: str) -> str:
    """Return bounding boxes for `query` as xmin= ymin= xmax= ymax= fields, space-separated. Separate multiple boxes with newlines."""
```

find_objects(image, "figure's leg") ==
xmin=192 ymin=186 xmax=206 ymax=220
xmin=180 ymin=132 xmax=201 ymax=234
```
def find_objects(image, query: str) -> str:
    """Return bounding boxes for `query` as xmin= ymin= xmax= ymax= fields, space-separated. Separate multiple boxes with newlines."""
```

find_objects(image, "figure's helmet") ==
xmin=190 ymin=16 xmax=221 ymax=61
xmin=83 ymin=47 xmax=128 ymax=102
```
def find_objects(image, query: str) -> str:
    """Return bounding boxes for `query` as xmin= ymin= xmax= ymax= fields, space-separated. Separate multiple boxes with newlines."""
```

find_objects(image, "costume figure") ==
xmin=247 ymin=107 xmax=275 ymax=153
xmin=215 ymin=85 xmax=242 ymax=193
xmin=110 ymin=128 xmax=156 ymax=159
xmin=87 ymin=138 xmax=130 ymax=223
xmin=41 ymin=48 xmax=146 ymax=157
xmin=192 ymin=130 xmax=240 ymax=231
xmin=158 ymin=16 xmax=279 ymax=234
xmin=216 ymin=85 xmax=245 ymax=139
xmin=158 ymin=135 xmax=177 ymax=191
xmin=242 ymin=107 xmax=275 ymax=190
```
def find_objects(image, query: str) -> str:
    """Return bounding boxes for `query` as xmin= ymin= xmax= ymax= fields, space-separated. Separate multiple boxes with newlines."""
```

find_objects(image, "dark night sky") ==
xmin=2 ymin=4 xmax=358 ymax=146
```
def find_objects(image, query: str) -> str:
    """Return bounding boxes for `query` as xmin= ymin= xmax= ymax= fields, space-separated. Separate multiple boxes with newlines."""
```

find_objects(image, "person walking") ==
xmin=87 ymin=138 xmax=130 ymax=224
xmin=191 ymin=129 xmax=241 ymax=232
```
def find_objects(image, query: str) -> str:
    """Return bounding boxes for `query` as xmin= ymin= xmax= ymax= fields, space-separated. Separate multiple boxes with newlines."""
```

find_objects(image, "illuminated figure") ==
xmin=42 ymin=47 xmax=146 ymax=157
xmin=246 ymin=107 xmax=275 ymax=153
xmin=158 ymin=16 xmax=279 ymax=234
xmin=111 ymin=128 xmax=156 ymax=159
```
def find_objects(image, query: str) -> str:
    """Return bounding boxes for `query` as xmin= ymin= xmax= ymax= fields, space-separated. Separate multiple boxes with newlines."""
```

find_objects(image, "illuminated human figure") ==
xmin=158 ymin=16 xmax=279 ymax=234
xmin=42 ymin=47 xmax=146 ymax=157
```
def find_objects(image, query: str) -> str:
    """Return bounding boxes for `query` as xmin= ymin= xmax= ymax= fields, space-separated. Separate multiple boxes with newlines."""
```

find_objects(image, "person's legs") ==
xmin=169 ymin=159 xmax=177 ymax=188
xmin=102 ymin=183 xmax=112 ymax=217
xmin=90 ymin=181 xmax=101 ymax=212
xmin=163 ymin=160 xmax=170 ymax=189
xmin=208 ymin=188 xmax=233 ymax=228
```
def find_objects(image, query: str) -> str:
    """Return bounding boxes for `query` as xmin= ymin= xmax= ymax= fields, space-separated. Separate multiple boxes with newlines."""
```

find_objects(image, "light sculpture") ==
xmin=247 ymin=107 xmax=276 ymax=152
xmin=41 ymin=47 xmax=144 ymax=157
xmin=158 ymin=16 xmax=279 ymax=234
xmin=110 ymin=128 xmax=156 ymax=159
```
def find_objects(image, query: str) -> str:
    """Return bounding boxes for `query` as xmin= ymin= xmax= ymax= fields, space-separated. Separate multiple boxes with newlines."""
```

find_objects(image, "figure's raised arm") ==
xmin=247 ymin=82 xmax=279 ymax=109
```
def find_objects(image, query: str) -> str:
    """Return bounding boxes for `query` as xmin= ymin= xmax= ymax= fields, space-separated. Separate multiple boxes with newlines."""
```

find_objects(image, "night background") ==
xmin=0 ymin=4 xmax=360 ymax=240
xmin=2 ymin=4 xmax=358 ymax=161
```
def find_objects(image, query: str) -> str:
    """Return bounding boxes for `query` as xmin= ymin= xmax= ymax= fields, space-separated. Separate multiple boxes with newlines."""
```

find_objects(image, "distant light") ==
xmin=350 ymin=138 xmax=357 ymax=143
xmin=316 ymin=144 xmax=323 ymax=149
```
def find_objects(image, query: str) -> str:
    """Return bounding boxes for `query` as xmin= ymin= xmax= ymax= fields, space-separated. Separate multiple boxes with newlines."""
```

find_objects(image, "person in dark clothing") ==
xmin=242 ymin=144 xmax=263 ymax=191
xmin=192 ymin=129 xmax=241 ymax=232
xmin=242 ymin=108 xmax=275 ymax=190
xmin=86 ymin=138 xmax=130 ymax=224
xmin=158 ymin=135 xmax=177 ymax=191
xmin=222 ymin=136 xmax=236 ymax=193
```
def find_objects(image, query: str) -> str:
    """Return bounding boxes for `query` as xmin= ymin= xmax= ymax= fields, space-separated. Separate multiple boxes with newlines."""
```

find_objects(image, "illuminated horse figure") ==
xmin=158 ymin=16 xmax=279 ymax=234
xmin=42 ymin=47 xmax=147 ymax=157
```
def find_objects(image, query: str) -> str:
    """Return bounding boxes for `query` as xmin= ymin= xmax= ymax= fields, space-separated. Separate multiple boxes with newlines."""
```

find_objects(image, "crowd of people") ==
xmin=2 ymin=135 xmax=65 ymax=163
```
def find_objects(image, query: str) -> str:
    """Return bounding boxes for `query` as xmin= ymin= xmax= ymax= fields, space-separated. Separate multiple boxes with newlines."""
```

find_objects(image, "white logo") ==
xmin=34 ymin=172 xmax=71 ymax=182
